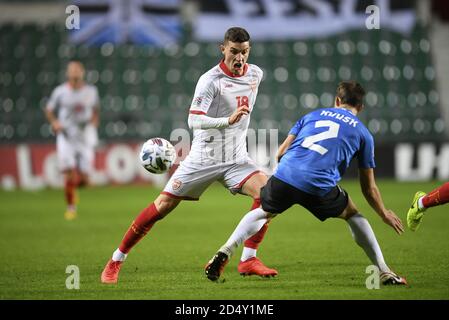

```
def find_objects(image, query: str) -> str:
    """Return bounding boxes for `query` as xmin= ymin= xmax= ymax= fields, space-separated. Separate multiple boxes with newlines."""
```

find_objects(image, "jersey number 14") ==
xmin=301 ymin=120 xmax=340 ymax=155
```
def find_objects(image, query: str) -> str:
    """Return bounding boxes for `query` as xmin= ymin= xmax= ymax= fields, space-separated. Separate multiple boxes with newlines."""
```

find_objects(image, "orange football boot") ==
xmin=101 ymin=259 xmax=123 ymax=284
xmin=238 ymin=257 xmax=278 ymax=277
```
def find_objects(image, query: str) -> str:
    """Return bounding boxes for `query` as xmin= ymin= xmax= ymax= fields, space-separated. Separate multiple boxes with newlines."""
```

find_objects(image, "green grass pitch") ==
xmin=1 ymin=180 xmax=448 ymax=300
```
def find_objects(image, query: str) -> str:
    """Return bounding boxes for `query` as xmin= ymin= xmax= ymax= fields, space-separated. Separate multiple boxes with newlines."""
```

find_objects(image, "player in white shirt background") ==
xmin=101 ymin=27 xmax=278 ymax=284
xmin=45 ymin=61 xmax=100 ymax=220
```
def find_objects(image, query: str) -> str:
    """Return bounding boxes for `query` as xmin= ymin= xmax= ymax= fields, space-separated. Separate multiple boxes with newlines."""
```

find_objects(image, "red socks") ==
xmin=422 ymin=182 xmax=449 ymax=208
xmin=119 ymin=203 xmax=162 ymax=254
xmin=117 ymin=197 xmax=270 ymax=255
xmin=64 ymin=176 xmax=76 ymax=206
xmin=64 ymin=171 xmax=87 ymax=208
xmin=244 ymin=198 xmax=269 ymax=250
xmin=249 ymin=198 xmax=261 ymax=211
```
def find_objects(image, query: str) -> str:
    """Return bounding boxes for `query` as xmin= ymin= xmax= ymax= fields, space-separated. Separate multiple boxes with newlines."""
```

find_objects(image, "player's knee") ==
xmin=338 ymin=198 xmax=359 ymax=220
xmin=154 ymin=194 xmax=180 ymax=218
xmin=64 ymin=170 xmax=77 ymax=184
xmin=242 ymin=173 xmax=268 ymax=198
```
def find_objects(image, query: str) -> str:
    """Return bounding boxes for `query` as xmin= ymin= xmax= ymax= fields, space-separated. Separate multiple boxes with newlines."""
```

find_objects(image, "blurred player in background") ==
xmin=44 ymin=61 xmax=100 ymax=220
xmin=101 ymin=27 xmax=277 ymax=284
xmin=205 ymin=81 xmax=407 ymax=286
xmin=407 ymin=182 xmax=449 ymax=231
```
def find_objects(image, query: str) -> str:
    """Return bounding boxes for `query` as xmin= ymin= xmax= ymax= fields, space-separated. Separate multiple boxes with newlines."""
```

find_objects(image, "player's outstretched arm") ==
xmin=44 ymin=108 xmax=62 ymax=134
xmin=188 ymin=113 xmax=230 ymax=130
xmin=188 ymin=106 xmax=249 ymax=130
xmin=276 ymin=134 xmax=296 ymax=162
xmin=91 ymin=107 xmax=99 ymax=127
xmin=359 ymin=168 xmax=404 ymax=234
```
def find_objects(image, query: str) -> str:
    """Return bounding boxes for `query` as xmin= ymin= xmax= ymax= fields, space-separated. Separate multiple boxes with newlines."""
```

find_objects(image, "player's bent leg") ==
xmin=71 ymin=171 xmax=89 ymax=207
xmin=118 ymin=194 xmax=180 ymax=254
xmin=153 ymin=193 xmax=182 ymax=218
xmin=63 ymin=169 xmax=78 ymax=221
xmin=58 ymin=134 xmax=78 ymax=220
xmin=205 ymin=209 xmax=276 ymax=282
xmin=240 ymin=172 xmax=268 ymax=199
xmin=336 ymin=196 xmax=359 ymax=221
xmin=239 ymin=173 xmax=277 ymax=277
xmin=241 ymin=174 xmax=270 ymax=254
xmin=101 ymin=194 xmax=181 ymax=284
xmin=340 ymin=197 xmax=407 ymax=285
xmin=422 ymin=182 xmax=449 ymax=208
xmin=78 ymin=144 xmax=94 ymax=189
xmin=407 ymin=183 xmax=449 ymax=232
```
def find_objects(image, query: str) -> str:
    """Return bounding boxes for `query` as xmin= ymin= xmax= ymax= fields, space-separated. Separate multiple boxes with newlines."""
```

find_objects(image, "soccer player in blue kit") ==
xmin=205 ymin=81 xmax=407 ymax=285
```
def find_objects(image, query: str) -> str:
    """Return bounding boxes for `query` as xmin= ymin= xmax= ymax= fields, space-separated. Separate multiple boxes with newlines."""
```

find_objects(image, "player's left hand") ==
xmin=229 ymin=106 xmax=250 ymax=125
xmin=381 ymin=210 xmax=404 ymax=234
xmin=91 ymin=118 xmax=99 ymax=128
xmin=51 ymin=120 xmax=63 ymax=134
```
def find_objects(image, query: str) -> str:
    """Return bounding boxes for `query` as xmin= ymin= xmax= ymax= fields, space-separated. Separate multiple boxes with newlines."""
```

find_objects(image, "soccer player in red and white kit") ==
xmin=101 ymin=27 xmax=277 ymax=283
xmin=407 ymin=182 xmax=449 ymax=231
xmin=45 ymin=61 xmax=100 ymax=220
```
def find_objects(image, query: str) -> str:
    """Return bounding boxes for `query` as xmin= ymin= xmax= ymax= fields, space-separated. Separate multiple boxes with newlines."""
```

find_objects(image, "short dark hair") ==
xmin=223 ymin=27 xmax=250 ymax=44
xmin=67 ymin=60 xmax=85 ymax=70
xmin=336 ymin=81 xmax=366 ymax=107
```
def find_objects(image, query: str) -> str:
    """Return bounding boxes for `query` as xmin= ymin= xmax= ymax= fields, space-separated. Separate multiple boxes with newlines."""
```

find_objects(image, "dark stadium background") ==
xmin=1 ymin=0 xmax=448 ymax=302
xmin=1 ymin=0 xmax=448 ymax=189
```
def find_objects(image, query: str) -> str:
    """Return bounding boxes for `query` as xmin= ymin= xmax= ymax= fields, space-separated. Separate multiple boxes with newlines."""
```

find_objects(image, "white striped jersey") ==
xmin=188 ymin=61 xmax=263 ymax=163
xmin=46 ymin=83 xmax=99 ymax=141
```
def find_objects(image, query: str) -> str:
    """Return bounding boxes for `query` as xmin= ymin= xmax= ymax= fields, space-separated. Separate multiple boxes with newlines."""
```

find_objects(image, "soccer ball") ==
xmin=140 ymin=138 xmax=176 ymax=174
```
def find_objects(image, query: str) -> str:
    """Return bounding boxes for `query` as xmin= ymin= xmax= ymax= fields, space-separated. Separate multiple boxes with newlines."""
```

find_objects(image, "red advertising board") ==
xmin=0 ymin=143 xmax=170 ymax=190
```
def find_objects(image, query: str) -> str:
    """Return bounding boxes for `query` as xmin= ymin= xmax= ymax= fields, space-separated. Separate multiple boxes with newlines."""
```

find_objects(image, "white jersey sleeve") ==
xmin=187 ymin=62 xmax=262 ymax=164
xmin=92 ymin=86 xmax=100 ymax=110
xmin=189 ymin=74 xmax=219 ymax=115
xmin=187 ymin=113 xmax=229 ymax=129
xmin=255 ymin=66 xmax=264 ymax=86
xmin=46 ymin=85 xmax=63 ymax=112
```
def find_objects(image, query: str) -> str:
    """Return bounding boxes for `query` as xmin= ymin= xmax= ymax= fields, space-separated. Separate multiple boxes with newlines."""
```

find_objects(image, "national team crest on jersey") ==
xmin=74 ymin=104 xmax=85 ymax=113
xmin=193 ymin=96 xmax=203 ymax=107
xmin=172 ymin=179 xmax=182 ymax=190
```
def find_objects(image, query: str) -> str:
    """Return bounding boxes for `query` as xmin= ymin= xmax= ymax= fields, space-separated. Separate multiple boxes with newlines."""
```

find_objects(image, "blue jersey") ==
xmin=274 ymin=107 xmax=375 ymax=196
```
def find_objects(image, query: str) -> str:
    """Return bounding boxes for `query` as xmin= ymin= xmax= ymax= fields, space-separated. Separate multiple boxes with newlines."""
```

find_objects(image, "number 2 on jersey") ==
xmin=236 ymin=96 xmax=249 ymax=108
xmin=301 ymin=120 xmax=340 ymax=155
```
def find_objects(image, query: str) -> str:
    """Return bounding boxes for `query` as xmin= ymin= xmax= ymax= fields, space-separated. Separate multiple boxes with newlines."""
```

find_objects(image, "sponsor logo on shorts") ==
xmin=172 ymin=179 xmax=182 ymax=190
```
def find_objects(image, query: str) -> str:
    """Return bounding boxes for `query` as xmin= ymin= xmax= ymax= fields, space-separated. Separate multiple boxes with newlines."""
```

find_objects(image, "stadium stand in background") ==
xmin=0 ymin=0 xmax=448 ymax=145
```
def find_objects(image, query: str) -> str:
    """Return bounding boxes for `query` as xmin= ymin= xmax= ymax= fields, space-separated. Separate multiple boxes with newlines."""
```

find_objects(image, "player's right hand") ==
xmin=228 ymin=106 xmax=250 ymax=125
xmin=381 ymin=209 xmax=404 ymax=235
xmin=51 ymin=120 xmax=63 ymax=134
